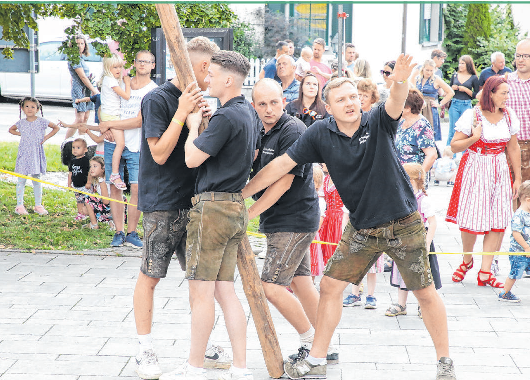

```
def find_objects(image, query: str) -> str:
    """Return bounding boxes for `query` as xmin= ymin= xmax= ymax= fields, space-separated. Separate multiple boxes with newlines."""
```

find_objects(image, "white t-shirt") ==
xmin=100 ymin=76 xmax=123 ymax=116
xmin=295 ymin=58 xmax=311 ymax=78
xmin=105 ymin=80 xmax=157 ymax=153
xmin=455 ymin=107 xmax=520 ymax=140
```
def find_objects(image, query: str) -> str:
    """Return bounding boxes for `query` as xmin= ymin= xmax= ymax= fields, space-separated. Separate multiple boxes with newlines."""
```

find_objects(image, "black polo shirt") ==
xmin=251 ymin=113 xmax=319 ymax=233
xmin=286 ymin=103 xmax=417 ymax=229
xmin=138 ymin=81 xmax=195 ymax=212
xmin=194 ymin=95 xmax=261 ymax=194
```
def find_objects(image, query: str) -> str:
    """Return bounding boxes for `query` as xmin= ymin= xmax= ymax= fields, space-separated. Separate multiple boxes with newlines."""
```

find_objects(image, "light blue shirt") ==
xmin=510 ymin=208 xmax=530 ymax=252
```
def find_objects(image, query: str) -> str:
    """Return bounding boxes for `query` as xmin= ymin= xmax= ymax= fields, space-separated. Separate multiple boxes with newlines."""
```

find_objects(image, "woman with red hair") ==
xmin=446 ymin=76 xmax=522 ymax=287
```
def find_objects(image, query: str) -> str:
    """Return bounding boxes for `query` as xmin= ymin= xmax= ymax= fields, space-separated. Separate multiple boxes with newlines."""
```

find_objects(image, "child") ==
xmin=8 ymin=97 xmax=59 ymax=215
xmin=433 ymin=146 xmax=457 ymax=186
xmin=295 ymin=47 xmax=312 ymax=80
xmin=498 ymin=181 xmax=530 ymax=302
xmin=68 ymin=138 xmax=92 ymax=221
xmin=84 ymin=156 xmax=113 ymax=229
xmin=99 ymin=53 xmax=131 ymax=190
xmin=386 ymin=163 xmax=442 ymax=317
xmin=310 ymin=163 xmax=325 ymax=280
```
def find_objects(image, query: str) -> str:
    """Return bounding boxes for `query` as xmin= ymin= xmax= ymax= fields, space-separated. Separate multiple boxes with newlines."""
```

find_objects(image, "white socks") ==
xmin=299 ymin=326 xmax=315 ymax=348
xmin=138 ymin=333 xmax=153 ymax=353
xmin=307 ymin=355 xmax=326 ymax=365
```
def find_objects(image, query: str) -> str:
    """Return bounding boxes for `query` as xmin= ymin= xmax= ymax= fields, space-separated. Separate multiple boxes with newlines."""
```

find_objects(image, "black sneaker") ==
xmin=288 ymin=346 xmax=338 ymax=364
xmin=288 ymin=346 xmax=310 ymax=362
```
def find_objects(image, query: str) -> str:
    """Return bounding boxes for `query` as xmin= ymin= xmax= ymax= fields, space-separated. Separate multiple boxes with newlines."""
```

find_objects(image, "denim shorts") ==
xmin=104 ymin=141 xmax=139 ymax=184
xmin=141 ymin=210 xmax=189 ymax=278
xmin=261 ymin=231 xmax=315 ymax=286
xmin=185 ymin=193 xmax=248 ymax=282
xmin=324 ymin=211 xmax=432 ymax=291
xmin=508 ymin=254 xmax=530 ymax=279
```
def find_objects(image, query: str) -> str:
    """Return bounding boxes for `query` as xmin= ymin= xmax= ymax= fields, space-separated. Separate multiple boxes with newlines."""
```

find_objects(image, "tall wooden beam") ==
xmin=154 ymin=4 xmax=284 ymax=378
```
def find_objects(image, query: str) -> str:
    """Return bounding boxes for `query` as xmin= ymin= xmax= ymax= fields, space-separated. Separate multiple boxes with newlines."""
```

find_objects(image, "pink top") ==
xmin=310 ymin=59 xmax=332 ymax=91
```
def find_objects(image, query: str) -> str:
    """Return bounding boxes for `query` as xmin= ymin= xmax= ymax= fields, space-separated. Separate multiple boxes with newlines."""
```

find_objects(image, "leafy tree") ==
xmin=441 ymin=3 xmax=468 ymax=79
xmin=461 ymin=3 xmax=491 ymax=56
xmin=1 ymin=3 xmax=256 ymax=64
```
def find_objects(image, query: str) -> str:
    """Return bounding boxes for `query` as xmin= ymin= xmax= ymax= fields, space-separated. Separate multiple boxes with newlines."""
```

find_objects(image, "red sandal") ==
xmin=452 ymin=258 xmax=473 ymax=282
xmin=477 ymin=270 xmax=504 ymax=288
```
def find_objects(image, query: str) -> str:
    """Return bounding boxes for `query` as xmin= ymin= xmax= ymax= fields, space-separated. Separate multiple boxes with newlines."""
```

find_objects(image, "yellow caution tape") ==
xmin=0 ymin=168 xmax=134 ymax=207
xmin=3 ymin=168 xmax=530 ymax=255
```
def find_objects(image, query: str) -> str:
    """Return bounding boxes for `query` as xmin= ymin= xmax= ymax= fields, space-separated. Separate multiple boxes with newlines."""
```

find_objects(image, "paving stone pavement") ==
xmin=1 ymin=183 xmax=530 ymax=380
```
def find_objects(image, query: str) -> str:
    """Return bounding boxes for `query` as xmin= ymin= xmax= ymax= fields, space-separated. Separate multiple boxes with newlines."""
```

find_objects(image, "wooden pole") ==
xmin=155 ymin=3 xmax=208 ymax=133
xmin=154 ymin=4 xmax=284 ymax=378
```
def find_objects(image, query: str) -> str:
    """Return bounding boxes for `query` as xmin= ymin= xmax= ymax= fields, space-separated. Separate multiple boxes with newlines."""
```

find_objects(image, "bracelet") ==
xmin=172 ymin=118 xmax=184 ymax=127
xmin=396 ymin=79 xmax=407 ymax=84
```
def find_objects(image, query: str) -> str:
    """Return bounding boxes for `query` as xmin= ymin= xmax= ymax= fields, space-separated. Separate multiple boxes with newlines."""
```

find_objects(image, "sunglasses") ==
xmin=380 ymin=70 xmax=392 ymax=77
xmin=303 ymin=107 xmax=318 ymax=120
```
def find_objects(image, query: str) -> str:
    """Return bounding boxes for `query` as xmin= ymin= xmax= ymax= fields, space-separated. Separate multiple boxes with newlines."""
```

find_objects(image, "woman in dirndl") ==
xmin=414 ymin=59 xmax=454 ymax=141
xmin=446 ymin=76 xmax=522 ymax=288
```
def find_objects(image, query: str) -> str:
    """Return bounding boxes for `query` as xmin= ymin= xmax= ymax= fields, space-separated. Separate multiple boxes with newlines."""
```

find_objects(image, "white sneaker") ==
xmin=257 ymin=250 xmax=267 ymax=259
xmin=135 ymin=349 xmax=162 ymax=379
xmin=218 ymin=366 xmax=254 ymax=380
xmin=160 ymin=362 xmax=207 ymax=380
xmin=204 ymin=345 xmax=232 ymax=369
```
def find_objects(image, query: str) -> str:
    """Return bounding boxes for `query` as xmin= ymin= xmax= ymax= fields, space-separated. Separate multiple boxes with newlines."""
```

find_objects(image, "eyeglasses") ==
xmin=515 ymin=53 xmax=530 ymax=60
xmin=135 ymin=59 xmax=153 ymax=65
xmin=303 ymin=107 xmax=318 ymax=120
xmin=380 ymin=70 xmax=392 ymax=77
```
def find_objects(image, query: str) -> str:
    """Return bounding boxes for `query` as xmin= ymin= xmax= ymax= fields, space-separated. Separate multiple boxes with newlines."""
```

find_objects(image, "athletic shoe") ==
xmin=364 ymin=295 xmax=377 ymax=309
xmin=111 ymin=231 xmax=126 ymax=247
xmin=14 ymin=205 xmax=29 ymax=215
xmin=433 ymin=180 xmax=440 ymax=186
xmin=135 ymin=349 xmax=162 ymax=379
xmin=218 ymin=365 xmax=254 ymax=380
xmin=160 ymin=362 xmax=207 ymax=380
xmin=33 ymin=205 xmax=48 ymax=215
xmin=343 ymin=294 xmax=362 ymax=307
xmin=288 ymin=346 xmax=338 ymax=364
xmin=125 ymin=231 xmax=143 ymax=248
xmin=204 ymin=345 xmax=232 ymax=369
xmin=326 ymin=344 xmax=339 ymax=364
xmin=498 ymin=291 xmax=520 ymax=303
xmin=436 ymin=357 xmax=456 ymax=380
xmin=284 ymin=357 xmax=326 ymax=379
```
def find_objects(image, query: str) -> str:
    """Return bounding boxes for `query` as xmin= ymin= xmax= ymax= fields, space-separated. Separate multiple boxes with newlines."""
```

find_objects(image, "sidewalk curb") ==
xmin=0 ymin=247 xmax=142 ymax=258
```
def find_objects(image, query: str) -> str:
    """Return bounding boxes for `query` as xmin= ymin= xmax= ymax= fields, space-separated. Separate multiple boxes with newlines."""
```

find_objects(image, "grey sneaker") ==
xmin=204 ymin=345 xmax=232 ymax=369
xmin=436 ymin=357 xmax=456 ymax=380
xmin=288 ymin=346 xmax=339 ymax=364
xmin=284 ymin=358 xmax=326 ymax=379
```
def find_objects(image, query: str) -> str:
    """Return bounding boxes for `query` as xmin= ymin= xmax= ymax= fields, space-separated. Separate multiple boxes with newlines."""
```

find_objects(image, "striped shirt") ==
xmin=506 ymin=71 xmax=530 ymax=140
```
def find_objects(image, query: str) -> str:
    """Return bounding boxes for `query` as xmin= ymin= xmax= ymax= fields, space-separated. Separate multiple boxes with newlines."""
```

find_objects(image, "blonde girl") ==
xmin=99 ymin=53 xmax=131 ymax=190
xmin=8 ymin=97 xmax=59 ymax=215
xmin=386 ymin=163 xmax=442 ymax=318
xmin=84 ymin=156 xmax=112 ymax=229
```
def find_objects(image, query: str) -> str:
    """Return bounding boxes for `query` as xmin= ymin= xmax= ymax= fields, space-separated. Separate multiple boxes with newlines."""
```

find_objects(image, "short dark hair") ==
xmin=276 ymin=41 xmax=288 ymax=51
xmin=313 ymin=38 xmax=325 ymax=48
xmin=405 ymin=89 xmax=424 ymax=114
xmin=284 ymin=39 xmax=293 ymax=44
xmin=431 ymin=49 xmax=447 ymax=59
xmin=345 ymin=43 xmax=355 ymax=50
xmin=211 ymin=50 xmax=250 ymax=79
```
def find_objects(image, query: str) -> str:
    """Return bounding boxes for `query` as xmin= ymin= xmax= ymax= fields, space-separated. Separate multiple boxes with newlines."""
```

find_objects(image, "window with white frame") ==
xmin=420 ymin=3 xmax=443 ymax=45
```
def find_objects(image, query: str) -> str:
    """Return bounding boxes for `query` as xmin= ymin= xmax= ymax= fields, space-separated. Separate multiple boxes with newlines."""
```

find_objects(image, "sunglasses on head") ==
xmin=380 ymin=70 xmax=392 ymax=76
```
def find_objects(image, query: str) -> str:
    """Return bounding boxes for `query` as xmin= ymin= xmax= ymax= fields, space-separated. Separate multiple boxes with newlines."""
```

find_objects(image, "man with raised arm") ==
xmin=242 ymin=54 xmax=456 ymax=380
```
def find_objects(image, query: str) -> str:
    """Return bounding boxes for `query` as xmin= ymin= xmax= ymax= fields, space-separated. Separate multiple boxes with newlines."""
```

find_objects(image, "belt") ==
xmin=357 ymin=212 xmax=417 ymax=238
xmin=191 ymin=192 xmax=243 ymax=206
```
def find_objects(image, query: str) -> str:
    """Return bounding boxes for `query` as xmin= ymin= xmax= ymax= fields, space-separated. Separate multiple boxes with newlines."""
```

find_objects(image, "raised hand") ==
xmin=387 ymin=54 xmax=415 ymax=83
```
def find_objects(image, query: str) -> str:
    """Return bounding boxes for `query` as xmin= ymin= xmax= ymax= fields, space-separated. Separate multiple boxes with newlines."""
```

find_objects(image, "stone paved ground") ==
xmin=1 ymin=184 xmax=530 ymax=380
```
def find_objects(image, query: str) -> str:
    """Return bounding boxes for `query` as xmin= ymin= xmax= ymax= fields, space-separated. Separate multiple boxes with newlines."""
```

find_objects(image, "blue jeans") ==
xmin=447 ymin=99 xmax=472 ymax=145
xmin=104 ymin=141 xmax=139 ymax=184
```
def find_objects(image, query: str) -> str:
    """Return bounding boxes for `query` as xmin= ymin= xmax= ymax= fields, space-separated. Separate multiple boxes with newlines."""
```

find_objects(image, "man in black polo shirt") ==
xmin=249 ymin=78 xmax=335 ymax=362
xmin=175 ymin=51 xmax=259 ymax=380
xmin=134 ymin=38 xmax=232 ymax=380
xmin=242 ymin=55 xmax=456 ymax=380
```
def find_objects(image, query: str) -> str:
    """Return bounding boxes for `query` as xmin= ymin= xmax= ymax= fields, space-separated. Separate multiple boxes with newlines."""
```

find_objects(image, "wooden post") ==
xmin=155 ymin=4 xmax=284 ymax=378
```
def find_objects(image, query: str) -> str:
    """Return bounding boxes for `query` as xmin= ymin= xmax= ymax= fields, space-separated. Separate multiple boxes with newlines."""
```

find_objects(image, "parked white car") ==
xmin=0 ymin=40 xmax=103 ymax=101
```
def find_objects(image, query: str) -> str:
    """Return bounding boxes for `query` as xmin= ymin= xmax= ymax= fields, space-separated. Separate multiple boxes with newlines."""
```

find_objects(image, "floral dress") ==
xmin=85 ymin=178 xmax=112 ymax=223
xmin=14 ymin=117 xmax=50 ymax=175
xmin=395 ymin=116 xmax=436 ymax=164
xmin=446 ymin=106 xmax=519 ymax=234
